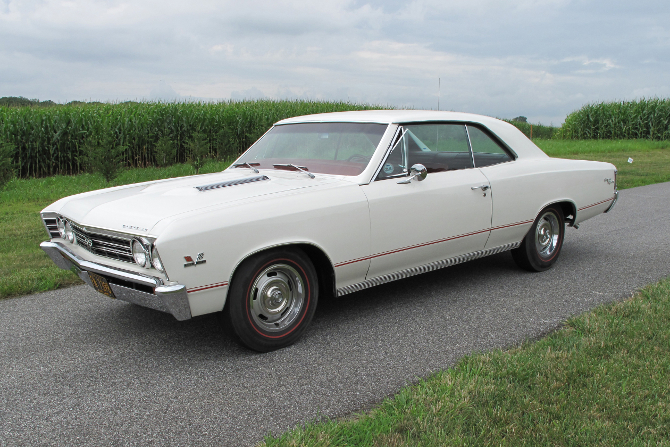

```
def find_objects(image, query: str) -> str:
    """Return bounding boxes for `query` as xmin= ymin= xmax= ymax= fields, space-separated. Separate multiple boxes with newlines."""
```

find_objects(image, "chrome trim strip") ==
xmin=336 ymin=241 xmax=521 ymax=297
xmin=195 ymin=175 xmax=269 ymax=192
xmin=70 ymin=221 xmax=132 ymax=242
xmin=371 ymin=126 xmax=405 ymax=182
xmin=40 ymin=241 xmax=192 ymax=321
xmin=604 ymin=190 xmax=619 ymax=213
xmin=464 ymin=124 xmax=476 ymax=168
xmin=54 ymin=218 xmax=158 ymax=241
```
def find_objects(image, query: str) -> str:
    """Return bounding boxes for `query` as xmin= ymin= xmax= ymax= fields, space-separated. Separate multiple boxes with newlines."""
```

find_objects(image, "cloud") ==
xmin=230 ymin=87 xmax=266 ymax=101
xmin=150 ymin=81 xmax=181 ymax=101
xmin=0 ymin=0 xmax=669 ymax=124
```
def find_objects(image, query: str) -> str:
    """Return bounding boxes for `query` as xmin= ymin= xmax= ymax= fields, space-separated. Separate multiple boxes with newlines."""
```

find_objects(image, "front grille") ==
xmin=69 ymin=222 xmax=135 ymax=263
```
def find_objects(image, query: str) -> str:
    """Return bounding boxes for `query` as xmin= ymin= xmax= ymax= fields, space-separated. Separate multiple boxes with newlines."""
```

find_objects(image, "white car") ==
xmin=40 ymin=111 xmax=618 ymax=351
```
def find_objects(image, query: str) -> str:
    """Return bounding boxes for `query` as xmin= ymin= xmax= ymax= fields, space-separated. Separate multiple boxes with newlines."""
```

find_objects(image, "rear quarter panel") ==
xmin=482 ymin=158 xmax=617 ymax=248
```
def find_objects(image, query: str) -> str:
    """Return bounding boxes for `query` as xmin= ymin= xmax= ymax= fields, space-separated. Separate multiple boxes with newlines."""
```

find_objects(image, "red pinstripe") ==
xmin=333 ymin=219 xmax=533 ymax=268
xmin=187 ymin=281 xmax=229 ymax=293
xmin=578 ymin=196 xmax=616 ymax=211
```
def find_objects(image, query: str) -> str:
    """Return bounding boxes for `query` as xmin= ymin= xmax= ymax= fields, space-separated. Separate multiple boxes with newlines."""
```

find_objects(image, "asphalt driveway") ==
xmin=1 ymin=182 xmax=669 ymax=446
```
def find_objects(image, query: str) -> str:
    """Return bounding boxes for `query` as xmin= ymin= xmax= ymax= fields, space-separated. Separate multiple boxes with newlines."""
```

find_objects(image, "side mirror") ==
xmin=397 ymin=164 xmax=427 ymax=184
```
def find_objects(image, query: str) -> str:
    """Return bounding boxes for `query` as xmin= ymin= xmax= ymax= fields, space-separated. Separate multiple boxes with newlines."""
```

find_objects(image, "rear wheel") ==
xmin=512 ymin=205 xmax=565 ymax=272
xmin=223 ymin=248 xmax=318 ymax=352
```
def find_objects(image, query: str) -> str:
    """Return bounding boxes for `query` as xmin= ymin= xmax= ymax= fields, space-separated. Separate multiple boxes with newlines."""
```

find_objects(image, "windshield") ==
xmin=233 ymin=122 xmax=388 ymax=176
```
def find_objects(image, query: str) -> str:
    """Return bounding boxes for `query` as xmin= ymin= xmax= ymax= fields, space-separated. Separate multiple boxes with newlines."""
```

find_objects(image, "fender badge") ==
xmin=184 ymin=253 xmax=206 ymax=267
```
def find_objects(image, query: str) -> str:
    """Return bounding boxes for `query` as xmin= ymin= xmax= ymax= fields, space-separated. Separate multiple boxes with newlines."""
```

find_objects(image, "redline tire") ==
xmin=512 ymin=205 xmax=565 ymax=272
xmin=223 ymin=248 xmax=318 ymax=352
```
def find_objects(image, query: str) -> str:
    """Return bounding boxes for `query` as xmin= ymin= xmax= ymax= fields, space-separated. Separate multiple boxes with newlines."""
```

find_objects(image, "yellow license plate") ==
xmin=88 ymin=272 xmax=116 ymax=299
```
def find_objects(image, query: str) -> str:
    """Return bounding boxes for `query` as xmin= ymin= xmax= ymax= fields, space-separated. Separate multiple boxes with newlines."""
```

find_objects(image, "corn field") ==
xmin=505 ymin=121 xmax=556 ymax=139
xmin=560 ymin=98 xmax=670 ymax=140
xmin=0 ymin=100 xmax=385 ymax=178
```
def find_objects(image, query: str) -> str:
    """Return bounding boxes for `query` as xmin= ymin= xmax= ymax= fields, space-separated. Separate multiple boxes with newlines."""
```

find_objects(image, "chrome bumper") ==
xmin=40 ymin=241 xmax=192 ymax=321
xmin=604 ymin=190 xmax=619 ymax=213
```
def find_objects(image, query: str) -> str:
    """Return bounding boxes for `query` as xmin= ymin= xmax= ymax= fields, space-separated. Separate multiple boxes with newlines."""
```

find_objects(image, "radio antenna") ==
xmin=438 ymin=78 xmax=441 ymax=111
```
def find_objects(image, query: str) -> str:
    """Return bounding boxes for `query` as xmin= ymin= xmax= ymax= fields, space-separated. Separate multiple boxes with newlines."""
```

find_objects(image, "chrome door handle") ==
xmin=471 ymin=185 xmax=490 ymax=191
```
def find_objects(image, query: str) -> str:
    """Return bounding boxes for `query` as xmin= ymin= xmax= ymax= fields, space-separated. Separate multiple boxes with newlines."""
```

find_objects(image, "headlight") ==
xmin=64 ymin=221 xmax=75 ymax=244
xmin=57 ymin=217 xmax=66 ymax=238
xmin=132 ymin=239 xmax=150 ymax=268
xmin=151 ymin=246 xmax=165 ymax=272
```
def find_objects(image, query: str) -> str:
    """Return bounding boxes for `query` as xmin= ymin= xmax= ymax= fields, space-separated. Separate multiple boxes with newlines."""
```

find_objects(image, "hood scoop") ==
xmin=195 ymin=175 xmax=270 ymax=192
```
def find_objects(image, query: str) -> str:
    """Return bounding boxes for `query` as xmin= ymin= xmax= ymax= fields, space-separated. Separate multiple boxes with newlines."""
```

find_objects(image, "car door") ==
xmin=465 ymin=124 xmax=529 ymax=249
xmin=362 ymin=123 xmax=493 ymax=279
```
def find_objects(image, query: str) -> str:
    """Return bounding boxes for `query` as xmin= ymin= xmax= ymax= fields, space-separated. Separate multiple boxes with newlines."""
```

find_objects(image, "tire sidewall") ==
xmin=525 ymin=205 xmax=565 ymax=271
xmin=226 ymin=248 xmax=318 ymax=352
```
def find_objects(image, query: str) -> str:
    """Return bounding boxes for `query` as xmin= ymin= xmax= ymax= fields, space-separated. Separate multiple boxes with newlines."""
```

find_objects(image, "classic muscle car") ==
xmin=40 ymin=111 xmax=618 ymax=351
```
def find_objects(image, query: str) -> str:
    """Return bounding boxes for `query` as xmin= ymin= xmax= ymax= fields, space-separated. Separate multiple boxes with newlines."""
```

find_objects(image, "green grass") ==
xmin=0 ymin=160 xmax=231 ymax=298
xmin=535 ymin=139 xmax=670 ymax=189
xmin=261 ymin=277 xmax=670 ymax=446
xmin=535 ymin=138 xmax=670 ymax=156
xmin=1 ymin=139 xmax=668 ymax=299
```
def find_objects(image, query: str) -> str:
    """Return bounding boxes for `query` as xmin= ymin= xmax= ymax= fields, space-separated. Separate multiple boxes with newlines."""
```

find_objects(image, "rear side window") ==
xmin=467 ymin=126 xmax=513 ymax=167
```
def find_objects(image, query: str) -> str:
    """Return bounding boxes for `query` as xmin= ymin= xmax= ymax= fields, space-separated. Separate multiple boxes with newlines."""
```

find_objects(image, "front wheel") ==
xmin=512 ymin=205 xmax=565 ymax=272
xmin=223 ymin=248 xmax=318 ymax=352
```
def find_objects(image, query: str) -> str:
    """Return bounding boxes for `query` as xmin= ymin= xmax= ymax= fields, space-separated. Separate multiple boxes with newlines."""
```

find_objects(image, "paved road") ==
xmin=1 ymin=182 xmax=669 ymax=447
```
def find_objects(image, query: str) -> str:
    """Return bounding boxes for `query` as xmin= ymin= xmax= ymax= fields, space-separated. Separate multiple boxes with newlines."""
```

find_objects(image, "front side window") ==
xmin=235 ymin=122 xmax=388 ymax=176
xmin=376 ymin=123 xmax=474 ymax=180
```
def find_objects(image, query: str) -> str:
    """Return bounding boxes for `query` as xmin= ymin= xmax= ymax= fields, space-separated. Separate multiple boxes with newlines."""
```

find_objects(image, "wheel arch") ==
xmin=537 ymin=199 xmax=576 ymax=227
xmin=225 ymin=242 xmax=336 ymax=310
xmin=515 ymin=199 xmax=575 ymax=244
xmin=512 ymin=199 xmax=570 ymax=272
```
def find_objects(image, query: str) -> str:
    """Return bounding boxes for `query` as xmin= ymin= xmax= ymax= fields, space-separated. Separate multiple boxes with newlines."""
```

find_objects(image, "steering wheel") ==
xmin=346 ymin=154 xmax=370 ymax=163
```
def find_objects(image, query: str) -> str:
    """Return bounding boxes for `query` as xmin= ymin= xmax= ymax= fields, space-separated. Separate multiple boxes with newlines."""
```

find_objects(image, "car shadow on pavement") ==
xmin=88 ymin=251 xmax=521 ymax=356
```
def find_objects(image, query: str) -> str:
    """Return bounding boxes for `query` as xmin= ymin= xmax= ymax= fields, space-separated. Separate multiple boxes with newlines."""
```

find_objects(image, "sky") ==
xmin=1 ymin=0 xmax=669 ymax=124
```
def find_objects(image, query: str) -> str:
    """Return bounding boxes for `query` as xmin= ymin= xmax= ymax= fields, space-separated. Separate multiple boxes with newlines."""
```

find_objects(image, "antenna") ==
xmin=438 ymin=78 xmax=441 ymax=111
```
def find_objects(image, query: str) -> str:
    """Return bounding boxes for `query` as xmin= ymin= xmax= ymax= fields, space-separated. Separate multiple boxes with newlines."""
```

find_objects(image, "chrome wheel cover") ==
xmin=535 ymin=211 xmax=560 ymax=259
xmin=249 ymin=263 xmax=305 ymax=332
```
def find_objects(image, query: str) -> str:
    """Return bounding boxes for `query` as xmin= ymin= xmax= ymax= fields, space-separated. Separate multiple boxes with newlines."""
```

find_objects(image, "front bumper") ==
xmin=40 ymin=241 xmax=192 ymax=321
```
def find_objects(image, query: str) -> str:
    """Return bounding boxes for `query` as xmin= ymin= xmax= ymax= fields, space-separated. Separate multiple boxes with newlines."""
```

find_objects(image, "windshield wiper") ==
xmin=232 ymin=162 xmax=260 ymax=173
xmin=272 ymin=164 xmax=315 ymax=179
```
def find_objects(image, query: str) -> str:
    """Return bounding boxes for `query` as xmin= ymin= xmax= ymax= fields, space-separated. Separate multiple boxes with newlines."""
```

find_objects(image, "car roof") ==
xmin=276 ymin=110 xmax=498 ymax=125
xmin=276 ymin=110 xmax=549 ymax=160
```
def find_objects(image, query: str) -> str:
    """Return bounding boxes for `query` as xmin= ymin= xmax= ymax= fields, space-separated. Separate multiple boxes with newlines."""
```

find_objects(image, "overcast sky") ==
xmin=1 ymin=0 xmax=668 ymax=124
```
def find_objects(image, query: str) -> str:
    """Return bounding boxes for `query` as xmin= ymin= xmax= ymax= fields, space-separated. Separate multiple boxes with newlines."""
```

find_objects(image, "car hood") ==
xmin=46 ymin=169 xmax=351 ymax=235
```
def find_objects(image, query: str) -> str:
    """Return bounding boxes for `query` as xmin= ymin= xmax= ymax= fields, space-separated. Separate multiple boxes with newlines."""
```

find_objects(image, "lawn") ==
xmin=0 ymin=160 xmax=232 ymax=298
xmin=261 ymin=277 xmax=670 ymax=446
xmin=0 ymin=139 xmax=668 ymax=299
xmin=535 ymin=139 xmax=670 ymax=189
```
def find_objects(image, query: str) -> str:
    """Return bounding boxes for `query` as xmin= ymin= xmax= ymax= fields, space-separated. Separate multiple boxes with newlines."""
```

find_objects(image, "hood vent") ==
xmin=195 ymin=175 xmax=270 ymax=192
